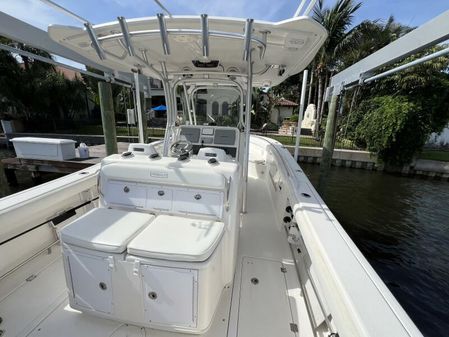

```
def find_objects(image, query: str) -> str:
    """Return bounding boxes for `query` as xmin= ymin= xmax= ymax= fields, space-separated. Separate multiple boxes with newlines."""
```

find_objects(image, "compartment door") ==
xmin=141 ymin=265 xmax=198 ymax=328
xmin=67 ymin=251 xmax=113 ymax=314
xmin=173 ymin=188 xmax=223 ymax=217
xmin=104 ymin=181 xmax=146 ymax=208
xmin=146 ymin=186 xmax=173 ymax=211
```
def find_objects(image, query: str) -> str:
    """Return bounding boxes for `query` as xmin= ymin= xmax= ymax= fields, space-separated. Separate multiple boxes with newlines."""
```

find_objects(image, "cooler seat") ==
xmin=126 ymin=214 xmax=227 ymax=333
xmin=60 ymin=208 xmax=154 ymax=253
xmin=127 ymin=215 xmax=224 ymax=262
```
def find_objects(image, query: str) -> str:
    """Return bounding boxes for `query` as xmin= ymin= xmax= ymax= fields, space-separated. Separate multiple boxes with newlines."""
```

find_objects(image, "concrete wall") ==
xmin=285 ymin=145 xmax=449 ymax=180
xmin=286 ymin=146 xmax=379 ymax=170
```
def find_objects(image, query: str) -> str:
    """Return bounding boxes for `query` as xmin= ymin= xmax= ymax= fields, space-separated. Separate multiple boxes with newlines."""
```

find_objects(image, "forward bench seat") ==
xmin=60 ymin=208 xmax=154 ymax=314
xmin=60 ymin=209 xmax=227 ymax=334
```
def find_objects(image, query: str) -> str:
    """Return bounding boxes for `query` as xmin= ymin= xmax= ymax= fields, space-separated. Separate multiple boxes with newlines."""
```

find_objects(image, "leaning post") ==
xmin=318 ymin=93 xmax=339 ymax=190
xmin=98 ymin=81 xmax=118 ymax=155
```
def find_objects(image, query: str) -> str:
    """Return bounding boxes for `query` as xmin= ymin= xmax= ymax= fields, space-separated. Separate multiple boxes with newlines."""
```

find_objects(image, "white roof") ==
xmin=48 ymin=15 xmax=327 ymax=87
xmin=127 ymin=215 xmax=224 ymax=262
xmin=60 ymin=208 xmax=154 ymax=253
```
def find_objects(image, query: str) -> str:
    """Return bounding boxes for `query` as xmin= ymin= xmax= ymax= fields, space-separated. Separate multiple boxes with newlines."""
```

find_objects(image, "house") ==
xmin=270 ymin=98 xmax=298 ymax=125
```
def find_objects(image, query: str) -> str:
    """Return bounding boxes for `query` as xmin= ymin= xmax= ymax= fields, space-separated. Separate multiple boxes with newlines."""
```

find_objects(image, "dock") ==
xmin=1 ymin=142 xmax=130 ymax=186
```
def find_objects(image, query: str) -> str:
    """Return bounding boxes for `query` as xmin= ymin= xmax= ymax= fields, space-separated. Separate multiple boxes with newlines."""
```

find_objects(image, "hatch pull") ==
xmin=290 ymin=323 xmax=298 ymax=333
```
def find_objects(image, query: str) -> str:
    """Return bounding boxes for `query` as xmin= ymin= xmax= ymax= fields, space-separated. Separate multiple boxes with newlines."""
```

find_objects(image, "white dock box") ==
xmin=11 ymin=137 xmax=77 ymax=161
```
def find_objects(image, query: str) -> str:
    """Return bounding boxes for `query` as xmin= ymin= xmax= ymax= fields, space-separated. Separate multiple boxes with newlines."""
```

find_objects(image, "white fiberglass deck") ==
xmin=0 ymin=173 xmax=310 ymax=337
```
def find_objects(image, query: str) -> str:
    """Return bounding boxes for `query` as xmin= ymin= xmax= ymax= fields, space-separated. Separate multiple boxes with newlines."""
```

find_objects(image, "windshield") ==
xmin=177 ymin=85 xmax=241 ymax=127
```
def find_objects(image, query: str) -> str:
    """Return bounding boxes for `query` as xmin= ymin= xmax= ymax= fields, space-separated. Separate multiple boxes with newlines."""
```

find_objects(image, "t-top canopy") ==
xmin=48 ymin=15 xmax=327 ymax=87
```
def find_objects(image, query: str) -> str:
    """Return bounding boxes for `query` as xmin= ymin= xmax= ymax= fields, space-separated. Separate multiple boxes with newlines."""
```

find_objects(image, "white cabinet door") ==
xmin=173 ymin=188 xmax=223 ymax=217
xmin=68 ymin=252 xmax=113 ymax=314
xmin=147 ymin=186 xmax=172 ymax=211
xmin=104 ymin=181 xmax=146 ymax=208
xmin=141 ymin=265 xmax=198 ymax=328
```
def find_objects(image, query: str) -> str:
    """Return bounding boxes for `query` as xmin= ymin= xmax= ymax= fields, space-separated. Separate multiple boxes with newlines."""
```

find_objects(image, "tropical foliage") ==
xmin=274 ymin=0 xmax=449 ymax=166
xmin=344 ymin=47 xmax=449 ymax=165
xmin=0 ymin=38 xmax=89 ymax=130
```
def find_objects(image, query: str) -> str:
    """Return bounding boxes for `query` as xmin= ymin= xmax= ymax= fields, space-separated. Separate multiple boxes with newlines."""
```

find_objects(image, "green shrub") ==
xmin=355 ymin=96 xmax=429 ymax=165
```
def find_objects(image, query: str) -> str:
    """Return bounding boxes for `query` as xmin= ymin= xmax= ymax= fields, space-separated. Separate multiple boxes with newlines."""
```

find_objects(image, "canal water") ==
xmin=301 ymin=163 xmax=449 ymax=337
xmin=0 ymin=147 xmax=447 ymax=336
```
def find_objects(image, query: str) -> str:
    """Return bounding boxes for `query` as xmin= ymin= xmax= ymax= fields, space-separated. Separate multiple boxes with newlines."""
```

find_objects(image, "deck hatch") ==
xmin=237 ymin=257 xmax=297 ymax=337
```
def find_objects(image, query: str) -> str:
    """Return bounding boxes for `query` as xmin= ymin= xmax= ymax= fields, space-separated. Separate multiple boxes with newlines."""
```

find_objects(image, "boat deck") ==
xmin=0 ymin=176 xmax=313 ymax=337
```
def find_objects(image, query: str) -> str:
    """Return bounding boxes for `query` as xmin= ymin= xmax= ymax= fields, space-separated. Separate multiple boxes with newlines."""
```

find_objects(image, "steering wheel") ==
xmin=170 ymin=139 xmax=193 ymax=157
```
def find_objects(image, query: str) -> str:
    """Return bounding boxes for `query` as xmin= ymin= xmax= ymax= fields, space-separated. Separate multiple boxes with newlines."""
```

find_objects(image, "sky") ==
xmin=0 ymin=0 xmax=448 ymax=68
xmin=1 ymin=0 xmax=448 ymax=31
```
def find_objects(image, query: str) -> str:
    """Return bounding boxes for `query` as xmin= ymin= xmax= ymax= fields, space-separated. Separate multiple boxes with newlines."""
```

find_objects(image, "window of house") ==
xmin=222 ymin=101 xmax=229 ymax=115
xmin=212 ymin=101 xmax=219 ymax=116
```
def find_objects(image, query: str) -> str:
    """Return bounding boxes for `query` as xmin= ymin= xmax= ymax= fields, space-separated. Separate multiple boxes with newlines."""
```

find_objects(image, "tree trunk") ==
xmin=307 ymin=70 xmax=314 ymax=106
xmin=318 ymin=74 xmax=330 ymax=129
xmin=314 ymin=74 xmax=323 ymax=137
xmin=342 ymin=87 xmax=360 ymax=139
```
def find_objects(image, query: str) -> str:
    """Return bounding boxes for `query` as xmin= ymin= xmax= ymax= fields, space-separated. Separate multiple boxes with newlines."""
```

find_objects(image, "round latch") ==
xmin=194 ymin=194 xmax=202 ymax=200
xmin=158 ymin=190 xmax=165 ymax=196
xmin=250 ymin=277 xmax=259 ymax=285
xmin=99 ymin=282 xmax=107 ymax=290
xmin=123 ymin=186 xmax=130 ymax=193
xmin=148 ymin=291 xmax=158 ymax=300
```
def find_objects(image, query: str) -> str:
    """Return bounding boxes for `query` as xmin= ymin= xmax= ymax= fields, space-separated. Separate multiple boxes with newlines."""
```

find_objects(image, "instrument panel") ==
xmin=179 ymin=126 xmax=239 ymax=157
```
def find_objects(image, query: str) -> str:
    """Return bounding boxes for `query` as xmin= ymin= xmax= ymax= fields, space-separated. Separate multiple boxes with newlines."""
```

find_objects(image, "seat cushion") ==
xmin=127 ymin=215 xmax=225 ymax=262
xmin=60 ymin=208 xmax=154 ymax=253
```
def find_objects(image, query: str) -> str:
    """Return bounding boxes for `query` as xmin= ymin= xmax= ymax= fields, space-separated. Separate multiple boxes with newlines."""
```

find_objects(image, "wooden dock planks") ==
xmin=1 ymin=142 xmax=130 ymax=185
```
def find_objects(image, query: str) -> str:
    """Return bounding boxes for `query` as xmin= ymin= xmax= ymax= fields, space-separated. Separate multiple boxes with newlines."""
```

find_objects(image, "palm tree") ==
xmin=311 ymin=0 xmax=361 ymax=136
xmin=338 ymin=16 xmax=412 ymax=70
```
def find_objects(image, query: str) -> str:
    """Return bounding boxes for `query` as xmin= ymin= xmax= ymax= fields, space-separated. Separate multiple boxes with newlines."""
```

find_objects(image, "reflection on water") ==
xmin=302 ymin=163 xmax=449 ymax=337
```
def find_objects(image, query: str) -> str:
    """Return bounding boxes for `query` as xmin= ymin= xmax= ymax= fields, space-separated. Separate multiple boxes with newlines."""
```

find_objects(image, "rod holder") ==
xmin=259 ymin=31 xmax=269 ymax=59
xmin=141 ymin=49 xmax=149 ymax=64
xmin=84 ymin=23 xmax=106 ymax=60
xmin=157 ymin=13 xmax=170 ymax=55
xmin=243 ymin=19 xmax=254 ymax=61
xmin=201 ymin=14 xmax=209 ymax=58
xmin=118 ymin=16 xmax=135 ymax=57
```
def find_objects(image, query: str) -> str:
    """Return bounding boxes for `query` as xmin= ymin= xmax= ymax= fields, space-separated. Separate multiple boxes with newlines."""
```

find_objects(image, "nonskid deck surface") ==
xmin=0 ymin=175 xmax=312 ymax=337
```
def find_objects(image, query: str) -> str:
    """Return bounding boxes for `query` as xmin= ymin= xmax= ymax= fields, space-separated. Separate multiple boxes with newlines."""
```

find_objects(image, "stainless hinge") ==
xmin=280 ymin=266 xmax=287 ymax=273
xmin=290 ymin=323 xmax=298 ymax=333
xmin=133 ymin=260 xmax=141 ymax=276
xmin=107 ymin=256 xmax=115 ymax=271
